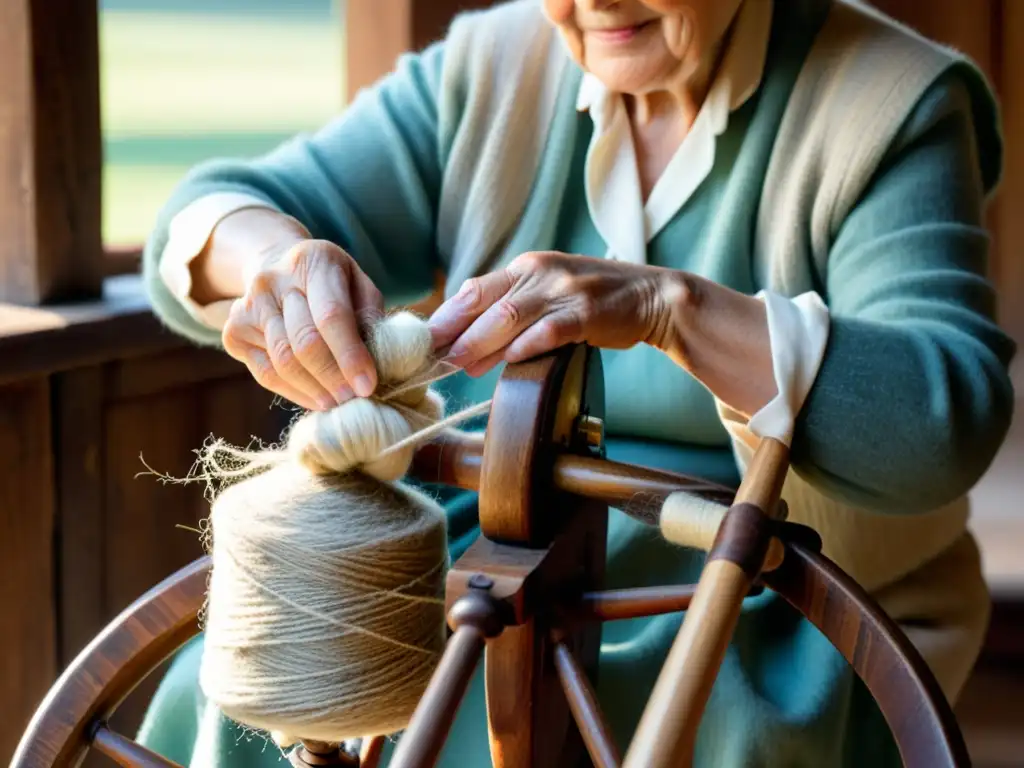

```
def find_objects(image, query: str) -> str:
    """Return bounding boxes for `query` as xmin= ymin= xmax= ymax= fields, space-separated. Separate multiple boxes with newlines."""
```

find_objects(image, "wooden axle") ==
xmin=411 ymin=430 xmax=736 ymax=511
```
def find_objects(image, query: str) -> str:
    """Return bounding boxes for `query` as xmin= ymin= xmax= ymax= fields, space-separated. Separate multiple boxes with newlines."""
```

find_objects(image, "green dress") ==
xmin=137 ymin=1 xmax=1014 ymax=765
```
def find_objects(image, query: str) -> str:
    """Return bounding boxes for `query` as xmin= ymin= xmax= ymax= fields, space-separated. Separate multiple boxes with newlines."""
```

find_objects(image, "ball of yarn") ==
xmin=287 ymin=311 xmax=444 ymax=482
xmin=198 ymin=312 xmax=450 ymax=746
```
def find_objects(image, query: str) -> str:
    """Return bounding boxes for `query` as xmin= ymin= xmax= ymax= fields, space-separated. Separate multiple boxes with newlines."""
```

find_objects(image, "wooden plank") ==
xmin=106 ymin=347 xmax=248 ymax=402
xmin=0 ymin=0 xmax=103 ymax=305
xmin=104 ymin=247 xmax=143 ymax=279
xmin=0 ymin=379 xmax=57 ymax=762
xmin=344 ymin=0 xmax=493 ymax=100
xmin=102 ymin=387 xmax=207 ymax=742
xmin=99 ymin=373 xmax=285 ymax=741
xmin=53 ymin=367 xmax=107 ymax=665
xmin=198 ymin=374 xmax=290 ymax=455
xmin=996 ymin=1 xmax=1024 ymax=343
xmin=0 ymin=277 xmax=181 ymax=387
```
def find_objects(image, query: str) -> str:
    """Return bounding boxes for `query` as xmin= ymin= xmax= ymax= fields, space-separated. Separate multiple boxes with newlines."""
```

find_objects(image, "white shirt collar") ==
xmin=575 ymin=0 xmax=773 ymax=128
xmin=574 ymin=0 xmax=773 ymax=265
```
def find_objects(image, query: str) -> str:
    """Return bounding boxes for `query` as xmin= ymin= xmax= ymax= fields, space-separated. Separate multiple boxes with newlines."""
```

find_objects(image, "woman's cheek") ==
xmin=542 ymin=0 xmax=575 ymax=24
xmin=543 ymin=4 xmax=584 ymax=66
xmin=660 ymin=13 xmax=692 ymax=60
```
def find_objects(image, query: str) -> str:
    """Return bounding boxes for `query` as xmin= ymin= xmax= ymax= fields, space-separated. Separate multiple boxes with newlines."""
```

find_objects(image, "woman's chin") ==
xmin=584 ymin=59 xmax=671 ymax=96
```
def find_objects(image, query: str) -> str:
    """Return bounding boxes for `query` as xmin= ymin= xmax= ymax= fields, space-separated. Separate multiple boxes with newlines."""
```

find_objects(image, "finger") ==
xmin=350 ymin=266 xmax=385 ymax=327
xmin=428 ymin=270 xmax=516 ymax=352
xmin=223 ymin=299 xmax=276 ymax=369
xmin=255 ymin=291 xmax=336 ymax=410
xmin=281 ymin=289 xmax=354 ymax=404
xmin=225 ymin=321 xmax=266 ymax=349
xmin=443 ymin=290 xmax=546 ymax=369
xmin=464 ymin=348 xmax=507 ymax=378
xmin=306 ymin=261 xmax=379 ymax=398
xmin=238 ymin=342 xmax=321 ymax=412
xmin=504 ymin=312 xmax=584 ymax=363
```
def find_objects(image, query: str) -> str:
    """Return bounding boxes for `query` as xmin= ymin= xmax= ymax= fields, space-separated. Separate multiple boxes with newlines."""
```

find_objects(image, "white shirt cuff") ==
xmin=716 ymin=290 xmax=830 ymax=450
xmin=158 ymin=192 xmax=279 ymax=331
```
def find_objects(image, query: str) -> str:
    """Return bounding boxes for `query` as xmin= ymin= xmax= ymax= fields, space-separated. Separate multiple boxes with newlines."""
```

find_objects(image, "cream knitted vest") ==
xmin=435 ymin=0 xmax=991 ymax=700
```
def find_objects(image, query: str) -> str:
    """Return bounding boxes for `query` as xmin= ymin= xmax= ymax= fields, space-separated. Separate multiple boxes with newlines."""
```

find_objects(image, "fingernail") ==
xmin=317 ymin=396 xmax=335 ymax=411
xmin=335 ymin=384 xmax=354 ymax=403
xmin=442 ymin=345 xmax=465 ymax=364
xmin=353 ymin=374 xmax=374 ymax=398
xmin=427 ymin=307 xmax=453 ymax=330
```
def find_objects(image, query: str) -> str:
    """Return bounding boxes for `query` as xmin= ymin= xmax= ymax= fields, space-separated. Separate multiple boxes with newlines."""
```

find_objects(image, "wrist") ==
xmin=191 ymin=208 xmax=310 ymax=303
xmin=646 ymin=269 xmax=701 ymax=367
xmin=652 ymin=272 xmax=777 ymax=418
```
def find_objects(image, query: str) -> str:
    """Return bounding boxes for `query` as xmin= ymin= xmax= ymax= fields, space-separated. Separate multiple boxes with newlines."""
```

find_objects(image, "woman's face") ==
xmin=544 ymin=0 xmax=744 ymax=95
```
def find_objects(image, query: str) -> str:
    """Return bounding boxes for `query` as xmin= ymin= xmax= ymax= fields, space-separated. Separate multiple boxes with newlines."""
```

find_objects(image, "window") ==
xmin=99 ymin=0 xmax=345 ymax=247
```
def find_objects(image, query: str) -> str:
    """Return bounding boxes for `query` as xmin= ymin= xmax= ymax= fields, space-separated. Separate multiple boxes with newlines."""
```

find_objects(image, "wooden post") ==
xmin=0 ymin=0 xmax=103 ymax=305
xmin=344 ymin=0 xmax=493 ymax=102
xmin=873 ymin=1 xmax=1020 ymax=346
xmin=995 ymin=1 xmax=1024 ymax=349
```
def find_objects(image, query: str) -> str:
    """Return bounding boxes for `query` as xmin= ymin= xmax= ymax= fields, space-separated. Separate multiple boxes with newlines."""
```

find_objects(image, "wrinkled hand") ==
xmin=222 ymin=239 xmax=383 ymax=411
xmin=428 ymin=251 xmax=681 ymax=376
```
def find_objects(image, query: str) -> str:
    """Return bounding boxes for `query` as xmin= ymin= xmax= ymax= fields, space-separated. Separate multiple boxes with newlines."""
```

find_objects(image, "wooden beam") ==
xmin=0 ymin=0 xmax=103 ymax=305
xmin=872 ymin=1 xmax=1021 ymax=343
xmin=872 ymin=0 xmax=997 ymax=76
xmin=996 ymin=1 xmax=1024 ymax=344
xmin=0 ymin=379 xmax=57 ymax=760
xmin=53 ymin=367 xmax=107 ymax=666
xmin=344 ymin=0 xmax=493 ymax=101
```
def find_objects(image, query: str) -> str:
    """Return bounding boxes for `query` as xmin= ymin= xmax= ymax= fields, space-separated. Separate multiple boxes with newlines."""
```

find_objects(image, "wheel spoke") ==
xmin=552 ymin=638 xmax=621 ymax=768
xmin=92 ymin=723 xmax=183 ymax=768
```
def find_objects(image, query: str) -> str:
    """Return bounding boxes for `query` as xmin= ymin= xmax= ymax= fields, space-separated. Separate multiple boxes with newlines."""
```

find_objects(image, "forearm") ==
xmin=660 ymin=270 xmax=1013 ymax=512
xmin=189 ymin=208 xmax=311 ymax=306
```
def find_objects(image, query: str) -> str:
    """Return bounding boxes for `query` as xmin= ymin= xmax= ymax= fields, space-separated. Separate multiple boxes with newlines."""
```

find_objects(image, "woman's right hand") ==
xmin=221 ymin=238 xmax=384 ymax=412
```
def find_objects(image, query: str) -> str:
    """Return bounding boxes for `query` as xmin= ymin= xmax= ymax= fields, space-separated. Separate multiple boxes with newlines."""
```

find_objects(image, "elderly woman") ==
xmin=138 ymin=0 xmax=1015 ymax=765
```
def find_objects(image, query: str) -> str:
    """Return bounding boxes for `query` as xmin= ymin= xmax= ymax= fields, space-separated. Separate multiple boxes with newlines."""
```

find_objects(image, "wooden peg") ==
xmin=289 ymin=741 xmax=357 ymax=767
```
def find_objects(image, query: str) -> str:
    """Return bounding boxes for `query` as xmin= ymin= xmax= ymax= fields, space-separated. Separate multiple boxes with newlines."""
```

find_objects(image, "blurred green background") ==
xmin=101 ymin=0 xmax=345 ymax=245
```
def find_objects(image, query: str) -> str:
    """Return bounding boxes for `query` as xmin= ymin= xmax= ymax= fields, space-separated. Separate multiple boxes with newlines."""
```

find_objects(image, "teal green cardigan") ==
xmin=138 ymin=0 xmax=1015 ymax=765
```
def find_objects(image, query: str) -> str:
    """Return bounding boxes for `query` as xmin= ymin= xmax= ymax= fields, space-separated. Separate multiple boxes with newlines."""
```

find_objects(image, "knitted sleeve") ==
xmin=141 ymin=42 xmax=448 ymax=347
xmin=791 ymin=68 xmax=1017 ymax=513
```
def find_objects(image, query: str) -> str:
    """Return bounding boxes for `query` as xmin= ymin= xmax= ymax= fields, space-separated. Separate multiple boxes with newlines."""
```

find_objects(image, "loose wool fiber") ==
xmin=198 ymin=313 xmax=451 ymax=746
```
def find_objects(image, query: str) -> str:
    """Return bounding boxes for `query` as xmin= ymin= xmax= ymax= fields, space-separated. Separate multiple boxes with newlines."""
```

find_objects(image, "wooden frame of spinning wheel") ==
xmin=11 ymin=345 xmax=971 ymax=768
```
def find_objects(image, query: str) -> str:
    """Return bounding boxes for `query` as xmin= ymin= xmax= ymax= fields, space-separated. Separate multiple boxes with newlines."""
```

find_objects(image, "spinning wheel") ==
xmin=12 ymin=345 xmax=971 ymax=768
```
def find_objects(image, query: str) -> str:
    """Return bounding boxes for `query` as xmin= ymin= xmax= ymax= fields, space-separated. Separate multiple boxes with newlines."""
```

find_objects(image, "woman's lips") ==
xmin=587 ymin=21 xmax=653 ymax=44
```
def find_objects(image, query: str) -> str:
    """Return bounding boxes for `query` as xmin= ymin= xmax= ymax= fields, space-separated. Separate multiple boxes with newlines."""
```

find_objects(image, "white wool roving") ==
xmin=198 ymin=312 xmax=455 ymax=747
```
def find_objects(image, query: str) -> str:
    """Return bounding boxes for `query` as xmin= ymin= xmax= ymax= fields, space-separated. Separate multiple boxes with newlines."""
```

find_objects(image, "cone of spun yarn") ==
xmin=199 ymin=312 xmax=450 ymax=747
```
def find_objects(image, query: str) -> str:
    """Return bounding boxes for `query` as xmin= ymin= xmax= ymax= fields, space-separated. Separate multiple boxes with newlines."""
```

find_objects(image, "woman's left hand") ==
xmin=428 ymin=251 xmax=686 ymax=376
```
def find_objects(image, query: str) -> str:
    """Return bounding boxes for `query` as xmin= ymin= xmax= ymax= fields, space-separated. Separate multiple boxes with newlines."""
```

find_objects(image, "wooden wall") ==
xmin=0 ymin=381 xmax=57 ymax=760
xmin=874 ymin=0 xmax=1023 ymax=348
xmin=345 ymin=0 xmax=492 ymax=99
xmin=1 ymin=335 xmax=288 ymax=762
